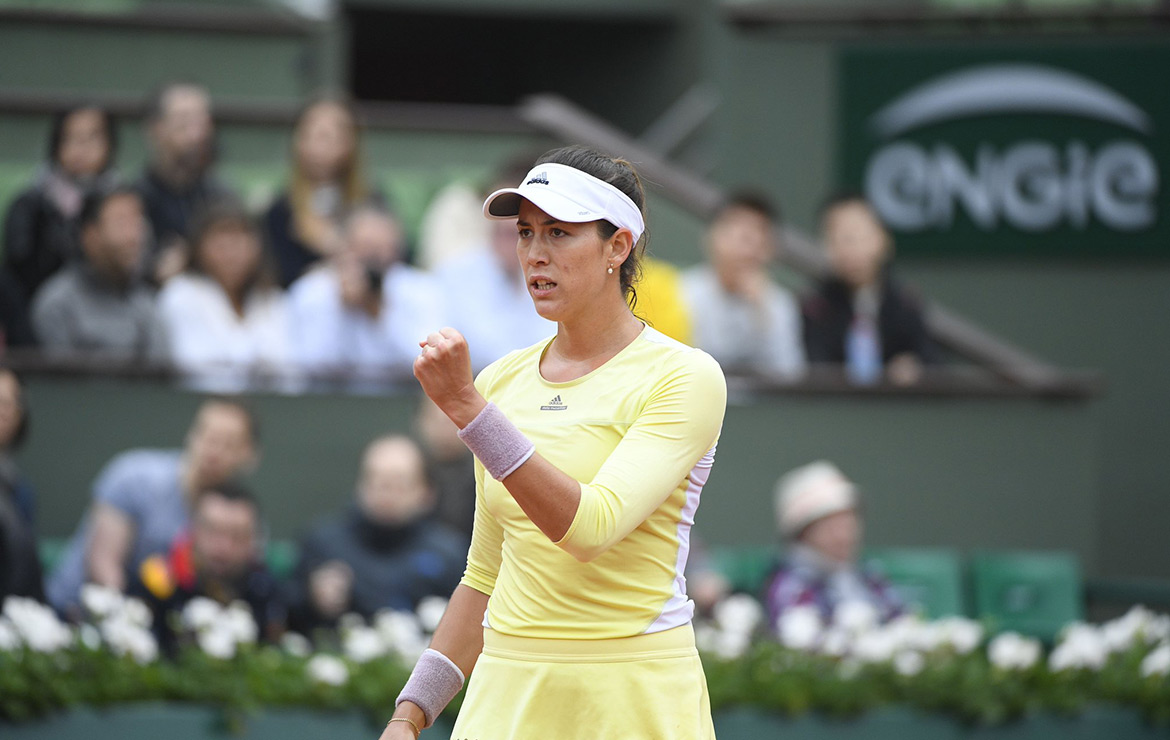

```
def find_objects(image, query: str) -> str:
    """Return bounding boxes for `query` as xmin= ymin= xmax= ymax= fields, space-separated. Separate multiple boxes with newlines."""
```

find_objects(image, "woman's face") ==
xmin=822 ymin=202 xmax=890 ymax=290
xmin=294 ymin=102 xmax=356 ymax=183
xmin=516 ymin=199 xmax=617 ymax=324
xmin=0 ymin=371 xmax=23 ymax=450
xmin=58 ymin=108 xmax=110 ymax=179
xmin=800 ymin=509 xmax=862 ymax=565
xmin=199 ymin=224 xmax=261 ymax=297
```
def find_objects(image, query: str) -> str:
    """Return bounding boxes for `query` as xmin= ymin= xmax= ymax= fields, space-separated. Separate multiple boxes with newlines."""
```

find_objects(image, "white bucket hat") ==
xmin=774 ymin=461 xmax=858 ymax=538
xmin=482 ymin=162 xmax=645 ymax=244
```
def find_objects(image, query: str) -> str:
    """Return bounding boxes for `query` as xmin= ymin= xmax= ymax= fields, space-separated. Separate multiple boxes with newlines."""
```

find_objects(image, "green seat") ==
xmin=865 ymin=547 xmax=966 ymax=619
xmin=710 ymin=545 xmax=778 ymax=596
xmin=38 ymin=536 xmax=70 ymax=576
xmin=970 ymin=550 xmax=1083 ymax=641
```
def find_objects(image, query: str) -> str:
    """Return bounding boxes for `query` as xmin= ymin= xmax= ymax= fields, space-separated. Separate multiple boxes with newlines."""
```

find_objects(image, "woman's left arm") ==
xmin=415 ymin=328 xmax=726 ymax=557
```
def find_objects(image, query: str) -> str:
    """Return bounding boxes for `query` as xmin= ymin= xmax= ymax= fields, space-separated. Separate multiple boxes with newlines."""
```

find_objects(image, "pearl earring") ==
xmin=607 ymin=265 xmax=614 ymax=274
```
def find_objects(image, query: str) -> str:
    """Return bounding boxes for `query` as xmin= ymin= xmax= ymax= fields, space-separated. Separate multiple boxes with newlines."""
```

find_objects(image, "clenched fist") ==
xmin=413 ymin=328 xmax=486 ymax=429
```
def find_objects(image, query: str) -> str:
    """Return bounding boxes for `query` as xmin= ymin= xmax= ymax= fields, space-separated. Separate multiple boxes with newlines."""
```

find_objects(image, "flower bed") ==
xmin=2 ymin=589 xmax=1169 ymax=729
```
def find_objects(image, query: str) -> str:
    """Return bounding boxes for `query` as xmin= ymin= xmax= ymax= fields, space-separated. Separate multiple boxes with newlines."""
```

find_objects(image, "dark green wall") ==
xmin=19 ymin=376 xmax=1101 ymax=574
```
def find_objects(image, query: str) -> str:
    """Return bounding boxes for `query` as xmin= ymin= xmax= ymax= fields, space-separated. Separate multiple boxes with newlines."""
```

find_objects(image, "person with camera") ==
xmin=287 ymin=205 xmax=442 ymax=384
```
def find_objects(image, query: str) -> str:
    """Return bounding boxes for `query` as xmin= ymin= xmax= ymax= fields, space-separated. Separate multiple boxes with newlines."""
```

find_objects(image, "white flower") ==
xmin=3 ymin=596 xmax=72 ymax=652
xmin=119 ymin=598 xmax=153 ymax=629
xmin=714 ymin=594 xmax=764 ymax=639
xmin=0 ymin=618 xmax=19 ymax=651
xmin=375 ymin=610 xmax=426 ymax=659
xmin=198 ymin=625 xmax=238 ymax=660
xmin=1149 ymin=615 xmax=1170 ymax=644
xmin=853 ymin=627 xmax=899 ymax=664
xmin=894 ymin=650 xmax=925 ymax=676
xmin=121 ymin=628 xmax=159 ymax=665
xmin=1050 ymin=623 xmax=1107 ymax=672
xmin=80 ymin=584 xmax=125 ymax=619
xmin=343 ymin=625 xmax=387 ymax=664
xmin=988 ymin=632 xmax=1041 ymax=671
xmin=415 ymin=596 xmax=449 ymax=634
xmin=777 ymin=605 xmax=822 ymax=652
xmin=223 ymin=601 xmax=259 ymax=644
xmin=834 ymin=601 xmax=880 ymax=635
xmin=820 ymin=627 xmax=852 ymax=657
xmin=181 ymin=597 xmax=223 ymax=632
xmin=936 ymin=617 xmax=983 ymax=655
xmin=711 ymin=630 xmax=751 ymax=661
xmin=1140 ymin=643 xmax=1170 ymax=678
xmin=307 ymin=654 xmax=349 ymax=686
xmin=281 ymin=632 xmax=313 ymax=658
xmin=77 ymin=623 xmax=102 ymax=651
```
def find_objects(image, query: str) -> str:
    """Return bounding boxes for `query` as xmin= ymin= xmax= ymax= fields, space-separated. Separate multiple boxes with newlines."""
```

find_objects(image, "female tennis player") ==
xmin=381 ymin=145 xmax=727 ymax=740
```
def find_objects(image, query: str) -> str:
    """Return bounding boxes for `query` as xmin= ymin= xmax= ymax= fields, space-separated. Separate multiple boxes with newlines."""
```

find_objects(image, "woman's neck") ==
xmin=544 ymin=299 xmax=642 ymax=380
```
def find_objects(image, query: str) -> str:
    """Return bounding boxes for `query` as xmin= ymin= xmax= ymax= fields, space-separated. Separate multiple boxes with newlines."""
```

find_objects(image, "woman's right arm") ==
xmin=380 ymin=584 xmax=488 ymax=738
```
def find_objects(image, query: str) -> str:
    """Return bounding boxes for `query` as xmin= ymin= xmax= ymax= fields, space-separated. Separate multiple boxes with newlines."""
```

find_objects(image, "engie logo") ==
xmin=863 ymin=64 xmax=1159 ymax=234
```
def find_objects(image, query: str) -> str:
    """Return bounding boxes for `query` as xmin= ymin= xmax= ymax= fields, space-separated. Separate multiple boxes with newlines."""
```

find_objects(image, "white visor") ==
xmin=482 ymin=162 xmax=645 ymax=244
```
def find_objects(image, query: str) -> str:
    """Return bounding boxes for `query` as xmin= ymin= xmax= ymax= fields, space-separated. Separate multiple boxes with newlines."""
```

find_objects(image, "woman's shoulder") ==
xmin=636 ymin=326 xmax=724 ymax=380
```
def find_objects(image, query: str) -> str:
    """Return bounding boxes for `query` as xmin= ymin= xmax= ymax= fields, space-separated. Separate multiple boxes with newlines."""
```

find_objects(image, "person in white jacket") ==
xmin=157 ymin=201 xmax=290 ymax=392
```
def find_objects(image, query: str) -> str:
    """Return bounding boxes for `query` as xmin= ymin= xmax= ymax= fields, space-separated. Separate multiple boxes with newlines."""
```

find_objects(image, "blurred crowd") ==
xmin=0 ymin=81 xmax=935 ymax=392
xmin=0 ymin=80 xmax=937 ymax=648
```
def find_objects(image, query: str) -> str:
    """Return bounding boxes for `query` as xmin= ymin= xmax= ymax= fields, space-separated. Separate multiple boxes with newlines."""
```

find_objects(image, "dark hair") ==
xmin=194 ymin=479 xmax=260 ymax=519
xmin=817 ymin=189 xmax=875 ymax=222
xmin=716 ymin=189 xmax=781 ymax=225
xmin=533 ymin=145 xmax=648 ymax=310
xmin=198 ymin=396 xmax=261 ymax=446
xmin=187 ymin=199 xmax=275 ymax=291
xmin=78 ymin=185 xmax=141 ymax=231
xmin=48 ymin=105 xmax=117 ymax=171
xmin=0 ymin=367 xmax=29 ymax=450
xmin=145 ymin=80 xmax=209 ymax=124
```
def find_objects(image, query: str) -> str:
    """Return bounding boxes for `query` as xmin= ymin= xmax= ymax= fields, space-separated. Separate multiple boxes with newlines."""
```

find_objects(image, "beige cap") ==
xmin=774 ymin=461 xmax=858 ymax=538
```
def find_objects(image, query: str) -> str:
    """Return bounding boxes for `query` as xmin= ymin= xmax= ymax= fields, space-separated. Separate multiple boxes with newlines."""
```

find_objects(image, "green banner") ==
xmin=838 ymin=42 xmax=1169 ymax=257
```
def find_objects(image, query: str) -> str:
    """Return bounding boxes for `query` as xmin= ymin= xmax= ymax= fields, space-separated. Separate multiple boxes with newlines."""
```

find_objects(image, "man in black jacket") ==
xmin=287 ymin=434 xmax=468 ymax=636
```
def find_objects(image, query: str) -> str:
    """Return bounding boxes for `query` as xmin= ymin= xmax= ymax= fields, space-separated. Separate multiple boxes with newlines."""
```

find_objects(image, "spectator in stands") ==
xmin=158 ymin=200 xmax=290 ymax=392
xmin=0 ymin=367 xmax=43 ymax=603
xmin=803 ymin=192 xmax=932 ymax=386
xmin=45 ymin=398 xmax=259 ymax=618
xmin=133 ymin=482 xmax=284 ymax=652
xmin=264 ymin=96 xmax=379 ymax=287
xmin=437 ymin=162 xmax=555 ymax=372
xmin=31 ymin=187 xmax=168 ymax=362
xmin=682 ymin=191 xmax=805 ymax=379
xmin=413 ymin=396 xmax=475 ymax=537
xmin=763 ymin=461 xmax=902 ymax=630
xmin=136 ymin=81 xmax=235 ymax=285
xmin=2 ymin=105 xmax=119 ymax=309
xmin=287 ymin=205 xmax=441 ymax=383
xmin=286 ymin=435 xmax=467 ymax=635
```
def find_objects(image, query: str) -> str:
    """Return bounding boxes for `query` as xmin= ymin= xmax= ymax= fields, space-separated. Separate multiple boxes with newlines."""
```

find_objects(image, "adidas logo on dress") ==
xmin=540 ymin=394 xmax=567 ymax=411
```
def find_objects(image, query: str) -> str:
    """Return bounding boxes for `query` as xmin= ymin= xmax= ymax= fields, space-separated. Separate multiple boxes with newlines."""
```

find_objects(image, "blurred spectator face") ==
xmin=81 ymin=192 xmax=147 ymax=282
xmin=0 ymin=370 xmax=24 ymax=451
xmin=822 ymin=200 xmax=891 ymax=290
xmin=184 ymin=402 xmax=257 ymax=489
xmin=191 ymin=491 xmax=258 ymax=582
xmin=706 ymin=206 xmax=776 ymax=292
xmin=57 ymin=108 xmax=111 ymax=180
xmin=152 ymin=85 xmax=214 ymax=173
xmin=344 ymin=210 xmax=403 ymax=273
xmin=198 ymin=222 xmax=262 ymax=298
xmin=357 ymin=436 xmax=433 ymax=526
xmin=294 ymin=101 xmax=356 ymax=184
xmin=800 ymin=509 xmax=861 ymax=565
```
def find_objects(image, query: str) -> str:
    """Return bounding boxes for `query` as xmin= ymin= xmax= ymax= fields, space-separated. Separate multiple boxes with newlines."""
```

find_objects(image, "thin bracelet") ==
xmin=387 ymin=717 xmax=421 ymax=739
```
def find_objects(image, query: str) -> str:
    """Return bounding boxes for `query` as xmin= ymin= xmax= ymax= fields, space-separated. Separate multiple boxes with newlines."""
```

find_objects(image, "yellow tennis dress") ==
xmin=450 ymin=325 xmax=727 ymax=740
